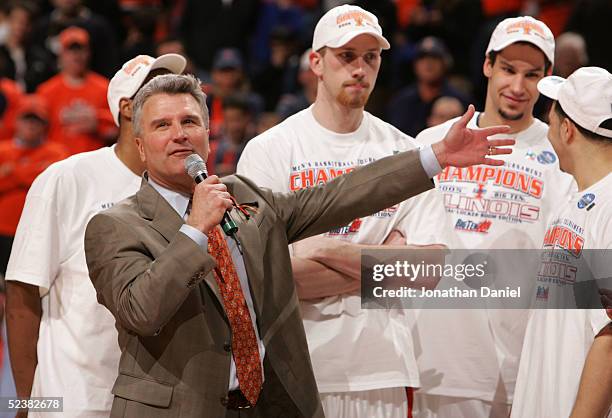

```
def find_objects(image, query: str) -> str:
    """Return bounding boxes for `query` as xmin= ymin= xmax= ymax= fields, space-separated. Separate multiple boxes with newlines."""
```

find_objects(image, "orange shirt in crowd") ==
xmin=36 ymin=72 xmax=117 ymax=155
xmin=538 ymin=2 xmax=574 ymax=36
xmin=481 ymin=0 xmax=524 ymax=17
xmin=209 ymin=96 xmax=225 ymax=140
xmin=206 ymin=139 xmax=238 ymax=177
xmin=0 ymin=140 xmax=69 ymax=236
xmin=0 ymin=78 xmax=24 ymax=142
xmin=396 ymin=0 xmax=420 ymax=30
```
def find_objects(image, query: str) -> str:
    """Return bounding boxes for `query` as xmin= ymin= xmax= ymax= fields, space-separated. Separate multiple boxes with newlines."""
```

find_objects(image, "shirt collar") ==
xmin=148 ymin=176 xmax=191 ymax=218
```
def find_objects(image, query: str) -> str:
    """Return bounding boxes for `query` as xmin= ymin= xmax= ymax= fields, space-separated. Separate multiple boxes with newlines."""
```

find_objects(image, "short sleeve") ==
xmin=589 ymin=309 xmax=611 ymax=336
xmin=237 ymin=130 xmax=290 ymax=191
xmin=5 ymin=168 xmax=63 ymax=295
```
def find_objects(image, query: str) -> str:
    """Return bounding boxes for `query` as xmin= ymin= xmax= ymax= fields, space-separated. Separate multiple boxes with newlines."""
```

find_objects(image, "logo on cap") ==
xmin=336 ymin=10 xmax=374 ymax=28
xmin=123 ymin=56 xmax=153 ymax=76
xmin=506 ymin=20 xmax=546 ymax=39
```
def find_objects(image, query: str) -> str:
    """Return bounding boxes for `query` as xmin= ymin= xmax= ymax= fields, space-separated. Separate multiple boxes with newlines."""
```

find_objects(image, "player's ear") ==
xmin=135 ymin=137 xmax=146 ymax=163
xmin=561 ymin=117 xmax=576 ymax=145
xmin=120 ymin=98 xmax=133 ymax=121
xmin=311 ymin=49 xmax=324 ymax=78
xmin=483 ymin=57 xmax=493 ymax=78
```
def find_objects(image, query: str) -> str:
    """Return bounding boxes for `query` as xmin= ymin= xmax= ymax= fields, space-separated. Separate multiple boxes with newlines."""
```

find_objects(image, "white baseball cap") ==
xmin=538 ymin=67 xmax=612 ymax=138
xmin=312 ymin=5 xmax=390 ymax=52
xmin=107 ymin=54 xmax=187 ymax=126
xmin=486 ymin=16 xmax=555 ymax=66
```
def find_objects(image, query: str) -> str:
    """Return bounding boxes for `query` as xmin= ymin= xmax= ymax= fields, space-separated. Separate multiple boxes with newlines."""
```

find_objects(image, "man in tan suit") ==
xmin=84 ymin=74 xmax=511 ymax=417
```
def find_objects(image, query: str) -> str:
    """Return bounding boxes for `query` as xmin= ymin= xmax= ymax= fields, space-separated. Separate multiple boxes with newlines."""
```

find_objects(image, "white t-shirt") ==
xmin=237 ymin=106 xmax=452 ymax=392
xmin=6 ymin=146 xmax=141 ymax=417
xmin=511 ymin=172 xmax=612 ymax=418
xmin=412 ymin=114 xmax=576 ymax=402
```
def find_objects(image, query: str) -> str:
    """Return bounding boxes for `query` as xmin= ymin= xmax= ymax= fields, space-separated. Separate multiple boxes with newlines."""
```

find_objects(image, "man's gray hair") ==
xmin=132 ymin=74 xmax=209 ymax=137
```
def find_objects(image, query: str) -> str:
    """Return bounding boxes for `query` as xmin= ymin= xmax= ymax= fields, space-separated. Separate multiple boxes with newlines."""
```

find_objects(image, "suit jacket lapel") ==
xmin=137 ymin=181 xmax=183 ymax=241
xmin=136 ymin=179 xmax=225 ymax=306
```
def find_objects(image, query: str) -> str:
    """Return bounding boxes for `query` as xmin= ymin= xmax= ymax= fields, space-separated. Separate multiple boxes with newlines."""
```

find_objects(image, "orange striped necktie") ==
xmin=207 ymin=225 xmax=262 ymax=405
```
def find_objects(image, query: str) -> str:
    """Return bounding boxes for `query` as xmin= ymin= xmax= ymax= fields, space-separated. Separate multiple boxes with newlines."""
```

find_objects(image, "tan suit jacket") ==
xmin=84 ymin=150 xmax=432 ymax=417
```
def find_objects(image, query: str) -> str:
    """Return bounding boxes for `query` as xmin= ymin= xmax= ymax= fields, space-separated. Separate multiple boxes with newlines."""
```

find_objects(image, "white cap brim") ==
xmin=149 ymin=53 xmax=186 ymax=75
xmin=537 ymin=75 xmax=566 ymax=100
xmin=323 ymin=29 xmax=390 ymax=50
xmin=538 ymin=68 xmax=612 ymax=138
xmin=491 ymin=39 xmax=553 ymax=64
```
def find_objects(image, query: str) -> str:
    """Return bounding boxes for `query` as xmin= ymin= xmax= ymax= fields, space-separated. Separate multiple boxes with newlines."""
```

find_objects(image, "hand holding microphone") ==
xmin=184 ymin=154 xmax=238 ymax=236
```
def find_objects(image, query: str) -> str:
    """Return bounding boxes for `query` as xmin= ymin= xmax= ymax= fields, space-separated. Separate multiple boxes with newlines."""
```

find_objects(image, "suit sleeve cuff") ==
xmin=419 ymin=145 xmax=443 ymax=178
xmin=179 ymin=224 xmax=208 ymax=249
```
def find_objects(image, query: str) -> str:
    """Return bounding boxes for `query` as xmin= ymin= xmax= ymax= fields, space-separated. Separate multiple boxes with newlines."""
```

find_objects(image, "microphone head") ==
xmin=184 ymin=153 xmax=208 ymax=180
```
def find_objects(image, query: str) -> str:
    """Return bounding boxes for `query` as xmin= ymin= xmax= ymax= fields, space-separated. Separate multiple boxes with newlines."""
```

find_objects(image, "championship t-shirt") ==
xmin=6 ymin=146 xmax=141 ymax=417
xmin=511 ymin=172 xmax=612 ymax=418
xmin=411 ymin=113 xmax=576 ymax=401
xmin=238 ymin=106 xmax=453 ymax=392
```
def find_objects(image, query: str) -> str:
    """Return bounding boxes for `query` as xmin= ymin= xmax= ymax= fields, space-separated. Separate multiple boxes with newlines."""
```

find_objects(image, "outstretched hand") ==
xmin=432 ymin=105 xmax=514 ymax=168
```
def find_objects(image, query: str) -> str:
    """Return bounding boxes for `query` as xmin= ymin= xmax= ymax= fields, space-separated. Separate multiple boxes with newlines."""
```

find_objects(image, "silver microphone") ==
xmin=184 ymin=153 xmax=238 ymax=236
xmin=184 ymin=153 xmax=208 ymax=183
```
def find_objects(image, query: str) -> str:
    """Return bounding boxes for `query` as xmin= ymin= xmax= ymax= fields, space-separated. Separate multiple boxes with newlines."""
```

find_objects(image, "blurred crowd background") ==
xmin=1 ymin=0 xmax=611 ymax=168
xmin=0 ymin=0 xmax=610 ymax=403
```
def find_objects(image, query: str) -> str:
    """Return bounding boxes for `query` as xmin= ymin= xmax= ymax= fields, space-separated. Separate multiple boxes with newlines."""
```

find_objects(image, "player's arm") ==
xmin=292 ymin=231 xmax=445 ymax=298
xmin=570 ymin=324 xmax=612 ymax=418
xmin=295 ymin=235 xmax=444 ymax=278
xmin=5 ymin=281 xmax=41 ymax=399
xmin=291 ymin=257 xmax=359 ymax=300
xmin=291 ymin=231 xmax=404 ymax=299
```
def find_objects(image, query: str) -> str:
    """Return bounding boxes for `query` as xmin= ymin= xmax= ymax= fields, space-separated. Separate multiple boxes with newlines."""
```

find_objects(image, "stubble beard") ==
xmin=498 ymin=108 xmax=524 ymax=121
xmin=337 ymin=90 xmax=370 ymax=109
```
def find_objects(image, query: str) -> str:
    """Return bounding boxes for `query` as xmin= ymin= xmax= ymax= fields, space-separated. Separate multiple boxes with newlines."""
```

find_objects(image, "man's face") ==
xmin=314 ymin=34 xmax=381 ymax=109
xmin=136 ymin=93 xmax=210 ymax=193
xmin=157 ymin=40 xmax=184 ymax=57
xmin=9 ymin=7 xmax=31 ymax=43
xmin=484 ymin=43 xmax=547 ymax=122
xmin=60 ymin=45 xmax=90 ymax=76
xmin=156 ymin=42 xmax=195 ymax=75
xmin=223 ymin=107 xmax=250 ymax=143
xmin=414 ymin=55 xmax=445 ymax=84
xmin=212 ymin=68 xmax=242 ymax=95
xmin=554 ymin=46 xmax=581 ymax=79
xmin=270 ymin=39 xmax=293 ymax=67
xmin=52 ymin=0 xmax=81 ymax=15
xmin=428 ymin=98 xmax=464 ymax=127
xmin=16 ymin=116 xmax=47 ymax=145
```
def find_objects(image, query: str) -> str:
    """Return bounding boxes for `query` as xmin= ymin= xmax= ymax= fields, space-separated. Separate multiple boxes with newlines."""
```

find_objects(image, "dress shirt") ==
xmin=419 ymin=145 xmax=442 ymax=178
xmin=148 ymin=177 xmax=265 ymax=391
